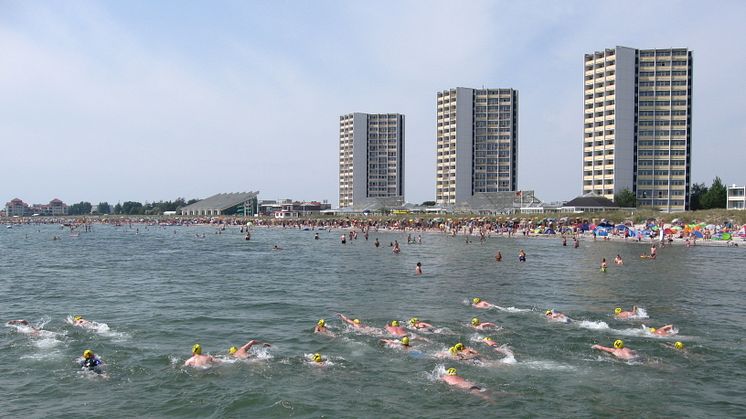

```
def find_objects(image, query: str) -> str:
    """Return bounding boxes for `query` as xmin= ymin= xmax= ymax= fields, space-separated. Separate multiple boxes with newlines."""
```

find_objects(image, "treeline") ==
xmin=613 ymin=176 xmax=728 ymax=210
xmin=66 ymin=198 xmax=200 ymax=215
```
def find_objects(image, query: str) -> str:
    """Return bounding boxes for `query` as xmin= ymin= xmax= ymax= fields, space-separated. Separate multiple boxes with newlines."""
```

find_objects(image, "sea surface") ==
xmin=1 ymin=223 xmax=745 ymax=417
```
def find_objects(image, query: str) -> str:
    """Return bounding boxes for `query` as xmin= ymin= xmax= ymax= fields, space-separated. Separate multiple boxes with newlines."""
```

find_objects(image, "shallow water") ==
xmin=1 ymin=224 xmax=745 ymax=417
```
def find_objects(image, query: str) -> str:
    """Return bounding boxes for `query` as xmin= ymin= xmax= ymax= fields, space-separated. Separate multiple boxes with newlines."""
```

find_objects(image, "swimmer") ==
xmin=374 ymin=238 xmax=380 ymax=247
xmin=336 ymin=313 xmax=379 ymax=333
xmin=314 ymin=233 xmax=319 ymax=240
xmin=592 ymin=339 xmax=638 ymax=360
xmin=184 ymin=344 xmax=220 ymax=367
xmin=6 ymin=319 xmax=41 ymax=335
xmin=228 ymin=339 xmax=271 ymax=359
xmin=669 ymin=341 xmax=686 ymax=352
xmin=481 ymin=336 xmax=498 ymax=347
xmin=647 ymin=325 xmax=677 ymax=336
xmin=495 ymin=251 xmax=502 ymax=262
xmin=392 ymin=241 xmax=401 ymax=254
xmin=272 ymin=245 xmax=283 ymax=250
xmin=448 ymin=342 xmax=480 ymax=360
xmin=385 ymin=320 xmax=408 ymax=336
xmin=408 ymin=317 xmax=433 ymax=330
xmin=600 ymin=258 xmax=608 ymax=272
xmin=380 ymin=336 xmax=411 ymax=349
xmin=544 ymin=309 xmax=571 ymax=323
xmin=314 ymin=319 xmax=335 ymax=336
xmin=471 ymin=297 xmax=495 ymax=309
xmin=442 ymin=367 xmax=484 ymax=393
xmin=79 ymin=349 xmax=104 ymax=373
xmin=72 ymin=315 xmax=94 ymax=328
xmin=470 ymin=317 xmax=498 ymax=330
xmin=614 ymin=254 xmax=623 ymax=265
xmin=309 ymin=352 xmax=327 ymax=365
xmin=415 ymin=262 xmax=423 ymax=275
xmin=518 ymin=249 xmax=527 ymax=262
xmin=614 ymin=306 xmax=639 ymax=319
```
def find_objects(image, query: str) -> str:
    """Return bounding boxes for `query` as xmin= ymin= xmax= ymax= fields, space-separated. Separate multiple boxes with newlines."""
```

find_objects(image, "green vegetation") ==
xmin=613 ymin=188 xmax=636 ymax=207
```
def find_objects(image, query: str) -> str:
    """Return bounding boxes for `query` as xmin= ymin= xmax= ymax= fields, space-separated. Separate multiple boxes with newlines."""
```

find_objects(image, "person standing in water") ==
xmin=614 ymin=254 xmax=623 ymax=265
xmin=495 ymin=251 xmax=502 ymax=262
xmin=600 ymin=258 xmax=608 ymax=272
xmin=518 ymin=249 xmax=526 ymax=262
xmin=374 ymin=238 xmax=380 ymax=248
xmin=415 ymin=262 xmax=423 ymax=275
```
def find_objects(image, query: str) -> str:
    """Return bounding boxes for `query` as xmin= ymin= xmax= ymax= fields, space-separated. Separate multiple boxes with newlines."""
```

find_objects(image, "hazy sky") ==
xmin=2 ymin=0 xmax=745 ymax=206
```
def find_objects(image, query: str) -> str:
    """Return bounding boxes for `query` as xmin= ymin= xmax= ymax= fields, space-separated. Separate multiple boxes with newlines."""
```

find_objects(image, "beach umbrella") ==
xmin=722 ymin=233 xmax=732 ymax=240
xmin=693 ymin=231 xmax=704 ymax=238
xmin=664 ymin=228 xmax=674 ymax=235
xmin=671 ymin=226 xmax=683 ymax=231
xmin=627 ymin=229 xmax=638 ymax=237
xmin=641 ymin=229 xmax=652 ymax=236
xmin=616 ymin=224 xmax=627 ymax=230
xmin=596 ymin=228 xmax=609 ymax=237
xmin=545 ymin=228 xmax=556 ymax=234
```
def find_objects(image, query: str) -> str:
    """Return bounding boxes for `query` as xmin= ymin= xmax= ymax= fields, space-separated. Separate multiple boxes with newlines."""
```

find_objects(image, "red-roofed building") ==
xmin=5 ymin=198 xmax=30 ymax=217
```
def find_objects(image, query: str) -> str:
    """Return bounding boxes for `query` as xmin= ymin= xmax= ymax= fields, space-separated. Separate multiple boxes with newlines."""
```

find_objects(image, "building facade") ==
xmin=583 ymin=46 xmax=693 ymax=212
xmin=727 ymin=184 xmax=745 ymax=210
xmin=435 ymin=87 xmax=518 ymax=205
xmin=338 ymin=113 xmax=404 ymax=208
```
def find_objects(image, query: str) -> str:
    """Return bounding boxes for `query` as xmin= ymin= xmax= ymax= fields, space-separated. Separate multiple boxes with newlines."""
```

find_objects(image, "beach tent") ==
xmin=615 ymin=224 xmax=628 ymax=231
xmin=693 ymin=230 xmax=704 ymax=238
xmin=544 ymin=228 xmax=556 ymax=235
xmin=598 ymin=222 xmax=614 ymax=228
xmin=627 ymin=228 xmax=639 ymax=238
xmin=595 ymin=227 xmax=609 ymax=237
xmin=641 ymin=229 xmax=653 ymax=237
xmin=664 ymin=228 xmax=675 ymax=235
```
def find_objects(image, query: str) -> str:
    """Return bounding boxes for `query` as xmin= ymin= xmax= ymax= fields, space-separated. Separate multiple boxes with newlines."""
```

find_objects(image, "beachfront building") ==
xmin=583 ymin=46 xmax=693 ymax=212
xmin=179 ymin=192 xmax=259 ymax=216
xmin=436 ymin=87 xmax=518 ymax=206
xmin=727 ymin=184 xmax=746 ymax=210
xmin=31 ymin=199 xmax=68 ymax=216
xmin=338 ymin=113 xmax=405 ymax=208
xmin=258 ymin=199 xmax=332 ymax=217
xmin=4 ymin=198 xmax=30 ymax=217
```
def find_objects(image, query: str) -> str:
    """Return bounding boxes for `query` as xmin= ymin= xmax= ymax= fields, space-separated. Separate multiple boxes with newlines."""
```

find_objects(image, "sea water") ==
xmin=1 ymin=224 xmax=745 ymax=417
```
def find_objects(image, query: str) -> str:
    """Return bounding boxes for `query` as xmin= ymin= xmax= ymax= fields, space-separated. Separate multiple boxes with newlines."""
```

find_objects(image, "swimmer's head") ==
xmin=401 ymin=336 xmax=410 ymax=346
xmin=483 ymin=336 xmax=493 ymax=342
xmin=317 ymin=319 xmax=325 ymax=327
xmin=446 ymin=367 xmax=457 ymax=376
xmin=312 ymin=353 xmax=322 ymax=363
xmin=545 ymin=309 xmax=552 ymax=316
xmin=472 ymin=297 xmax=481 ymax=304
xmin=449 ymin=346 xmax=458 ymax=354
xmin=614 ymin=307 xmax=622 ymax=314
xmin=454 ymin=343 xmax=465 ymax=351
xmin=471 ymin=317 xmax=480 ymax=326
xmin=613 ymin=339 xmax=624 ymax=349
xmin=73 ymin=315 xmax=82 ymax=321
xmin=409 ymin=317 xmax=419 ymax=325
xmin=228 ymin=346 xmax=238 ymax=355
xmin=83 ymin=349 xmax=93 ymax=359
xmin=192 ymin=344 xmax=202 ymax=355
xmin=649 ymin=327 xmax=656 ymax=333
xmin=390 ymin=320 xmax=400 ymax=327
xmin=353 ymin=319 xmax=361 ymax=325
xmin=674 ymin=341 xmax=684 ymax=350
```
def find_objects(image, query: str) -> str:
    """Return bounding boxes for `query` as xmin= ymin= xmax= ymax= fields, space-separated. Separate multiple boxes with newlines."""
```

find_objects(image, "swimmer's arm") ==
xmin=591 ymin=345 xmax=614 ymax=354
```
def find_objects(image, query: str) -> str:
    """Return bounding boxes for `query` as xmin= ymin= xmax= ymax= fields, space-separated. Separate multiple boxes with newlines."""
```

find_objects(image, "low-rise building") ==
xmin=179 ymin=192 xmax=259 ymax=216
xmin=5 ymin=198 xmax=30 ymax=217
xmin=727 ymin=184 xmax=745 ymax=210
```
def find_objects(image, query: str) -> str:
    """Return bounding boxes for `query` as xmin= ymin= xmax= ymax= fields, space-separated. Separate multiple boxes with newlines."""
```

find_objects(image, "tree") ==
xmin=121 ymin=201 xmax=143 ymax=215
xmin=614 ymin=188 xmax=636 ymax=208
xmin=113 ymin=203 xmax=122 ymax=214
xmin=421 ymin=201 xmax=436 ymax=207
xmin=700 ymin=176 xmax=727 ymax=209
xmin=97 ymin=202 xmax=111 ymax=214
xmin=68 ymin=201 xmax=92 ymax=215
xmin=689 ymin=183 xmax=708 ymax=210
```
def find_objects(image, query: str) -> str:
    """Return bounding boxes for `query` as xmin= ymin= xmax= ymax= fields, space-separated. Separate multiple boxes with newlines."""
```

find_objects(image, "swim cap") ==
xmin=674 ymin=341 xmax=684 ymax=350
xmin=471 ymin=317 xmax=480 ymax=326
xmin=613 ymin=340 xmax=624 ymax=349
xmin=353 ymin=319 xmax=361 ymax=324
xmin=409 ymin=317 xmax=418 ymax=325
xmin=73 ymin=315 xmax=82 ymax=321
xmin=454 ymin=343 xmax=465 ymax=351
xmin=312 ymin=353 xmax=322 ymax=363
xmin=228 ymin=346 xmax=238 ymax=354
xmin=545 ymin=310 xmax=552 ymax=316
xmin=446 ymin=367 xmax=457 ymax=376
xmin=449 ymin=346 xmax=458 ymax=354
xmin=192 ymin=344 xmax=202 ymax=355
xmin=317 ymin=319 xmax=325 ymax=327
xmin=401 ymin=337 xmax=410 ymax=346
xmin=83 ymin=349 xmax=93 ymax=359
xmin=483 ymin=336 xmax=493 ymax=341
xmin=649 ymin=327 xmax=656 ymax=333
xmin=614 ymin=308 xmax=622 ymax=314
xmin=390 ymin=320 xmax=400 ymax=327
xmin=472 ymin=297 xmax=481 ymax=304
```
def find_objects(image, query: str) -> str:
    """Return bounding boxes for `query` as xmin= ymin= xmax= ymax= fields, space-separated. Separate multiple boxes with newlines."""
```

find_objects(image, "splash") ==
xmin=577 ymin=320 xmax=610 ymax=330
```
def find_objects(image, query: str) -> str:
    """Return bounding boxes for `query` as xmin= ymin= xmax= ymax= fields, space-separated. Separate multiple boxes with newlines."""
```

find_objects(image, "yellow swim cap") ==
xmin=449 ymin=346 xmax=457 ymax=354
xmin=545 ymin=310 xmax=552 ymax=315
xmin=391 ymin=320 xmax=400 ymax=327
xmin=317 ymin=319 xmax=325 ymax=327
xmin=483 ymin=336 xmax=493 ymax=341
xmin=73 ymin=315 xmax=82 ymax=321
xmin=446 ymin=367 xmax=457 ymax=376
xmin=674 ymin=341 xmax=684 ymax=350
xmin=192 ymin=344 xmax=202 ymax=355
xmin=83 ymin=349 xmax=93 ymax=359
xmin=614 ymin=307 xmax=622 ymax=314
xmin=472 ymin=297 xmax=481 ymax=304
xmin=649 ymin=327 xmax=656 ymax=333
xmin=228 ymin=346 xmax=238 ymax=354
xmin=353 ymin=319 xmax=361 ymax=324
xmin=613 ymin=339 xmax=624 ymax=349
xmin=471 ymin=317 xmax=480 ymax=326
xmin=409 ymin=317 xmax=418 ymax=325
xmin=312 ymin=353 xmax=322 ymax=363
xmin=454 ymin=343 xmax=464 ymax=351
xmin=401 ymin=337 xmax=410 ymax=346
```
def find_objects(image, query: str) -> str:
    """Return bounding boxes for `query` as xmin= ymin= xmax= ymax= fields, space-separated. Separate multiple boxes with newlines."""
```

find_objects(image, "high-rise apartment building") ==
xmin=435 ymin=87 xmax=518 ymax=205
xmin=338 ymin=113 xmax=404 ymax=208
xmin=583 ymin=46 xmax=693 ymax=211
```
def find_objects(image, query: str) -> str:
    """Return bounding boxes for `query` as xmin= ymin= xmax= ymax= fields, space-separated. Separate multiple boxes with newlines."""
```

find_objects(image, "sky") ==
xmin=1 ymin=0 xmax=745 ymax=207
